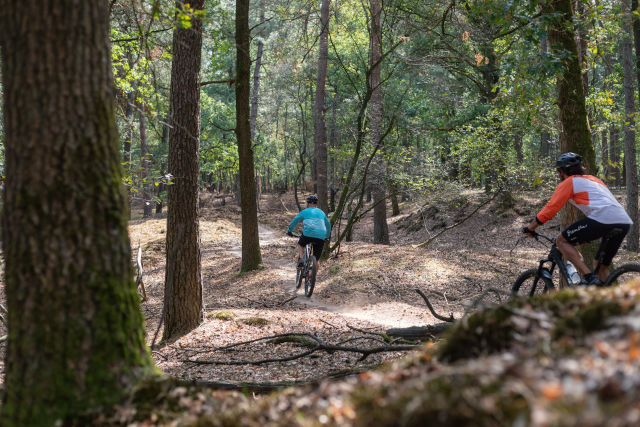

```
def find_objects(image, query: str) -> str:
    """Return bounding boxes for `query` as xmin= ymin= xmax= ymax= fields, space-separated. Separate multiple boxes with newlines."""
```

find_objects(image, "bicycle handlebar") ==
xmin=526 ymin=230 xmax=555 ymax=244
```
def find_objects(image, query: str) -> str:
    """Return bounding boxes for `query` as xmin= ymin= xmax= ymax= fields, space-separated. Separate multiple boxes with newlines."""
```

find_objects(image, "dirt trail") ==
xmin=229 ymin=224 xmax=432 ymax=329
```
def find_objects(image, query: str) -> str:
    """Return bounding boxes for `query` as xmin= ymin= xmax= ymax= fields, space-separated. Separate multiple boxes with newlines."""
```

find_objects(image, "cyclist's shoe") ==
xmin=578 ymin=273 xmax=603 ymax=287
xmin=297 ymin=258 xmax=304 ymax=267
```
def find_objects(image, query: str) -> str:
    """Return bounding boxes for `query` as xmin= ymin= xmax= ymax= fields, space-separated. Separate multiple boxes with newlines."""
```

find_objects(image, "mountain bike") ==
xmin=288 ymin=233 xmax=317 ymax=297
xmin=512 ymin=229 xmax=640 ymax=297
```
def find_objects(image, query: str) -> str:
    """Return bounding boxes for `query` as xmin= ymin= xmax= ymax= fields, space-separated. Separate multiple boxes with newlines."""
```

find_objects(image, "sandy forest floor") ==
xmin=124 ymin=189 xmax=639 ymax=386
xmin=0 ymin=188 xmax=637 ymax=390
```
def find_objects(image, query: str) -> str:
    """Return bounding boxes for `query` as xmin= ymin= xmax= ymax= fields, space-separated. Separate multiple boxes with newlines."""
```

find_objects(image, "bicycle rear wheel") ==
xmin=511 ymin=268 xmax=554 ymax=297
xmin=603 ymin=263 xmax=640 ymax=287
xmin=304 ymin=256 xmax=317 ymax=297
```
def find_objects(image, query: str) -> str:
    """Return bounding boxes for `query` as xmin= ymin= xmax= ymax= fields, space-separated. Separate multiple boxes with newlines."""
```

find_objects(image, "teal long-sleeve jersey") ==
xmin=288 ymin=207 xmax=331 ymax=240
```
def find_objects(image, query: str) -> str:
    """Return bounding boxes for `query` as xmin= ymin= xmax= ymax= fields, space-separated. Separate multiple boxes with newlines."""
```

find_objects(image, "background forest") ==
xmin=100 ymin=0 xmax=636 ymax=221
xmin=1 ymin=0 xmax=640 ymax=425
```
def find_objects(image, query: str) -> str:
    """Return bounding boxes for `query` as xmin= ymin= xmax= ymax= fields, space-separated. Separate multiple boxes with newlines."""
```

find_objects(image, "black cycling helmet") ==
xmin=306 ymin=194 xmax=319 ymax=204
xmin=556 ymin=152 xmax=582 ymax=169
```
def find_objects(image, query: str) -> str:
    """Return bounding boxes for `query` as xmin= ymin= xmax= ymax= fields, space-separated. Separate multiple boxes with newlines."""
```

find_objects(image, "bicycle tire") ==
xmin=304 ymin=256 xmax=317 ymax=297
xmin=603 ymin=263 xmax=640 ymax=287
xmin=295 ymin=263 xmax=304 ymax=289
xmin=511 ymin=268 xmax=554 ymax=297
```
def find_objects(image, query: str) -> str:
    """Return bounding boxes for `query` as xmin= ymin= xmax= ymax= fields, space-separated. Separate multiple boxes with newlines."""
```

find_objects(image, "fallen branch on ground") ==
xmin=181 ymin=332 xmax=419 ymax=365
xmin=415 ymin=289 xmax=456 ymax=322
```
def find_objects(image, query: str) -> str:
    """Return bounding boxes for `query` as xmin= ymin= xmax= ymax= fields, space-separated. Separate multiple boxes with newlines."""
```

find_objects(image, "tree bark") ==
xmin=369 ymin=0 xmax=389 ymax=244
xmin=140 ymin=110 xmax=153 ymax=218
xmin=610 ymin=125 xmax=621 ymax=186
xmin=544 ymin=0 xmax=597 ymax=280
xmin=236 ymin=0 xmax=263 ymax=271
xmin=313 ymin=0 xmax=330 ymax=213
xmin=623 ymin=0 xmax=639 ymax=251
xmin=544 ymin=0 xmax=595 ymax=169
xmin=0 ymin=1 xmax=154 ymax=424
xmin=249 ymin=11 xmax=264 ymax=141
xmin=163 ymin=0 xmax=205 ymax=340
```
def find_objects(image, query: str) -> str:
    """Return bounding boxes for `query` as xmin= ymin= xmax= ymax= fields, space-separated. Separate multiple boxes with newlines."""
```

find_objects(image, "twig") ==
xmin=413 ymin=191 xmax=501 ymax=248
xmin=347 ymin=324 xmax=391 ymax=342
xmin=278 ymin=295 xmax=298 ymax=306
xmin=415 ymin=289 xmax=456 ymax=322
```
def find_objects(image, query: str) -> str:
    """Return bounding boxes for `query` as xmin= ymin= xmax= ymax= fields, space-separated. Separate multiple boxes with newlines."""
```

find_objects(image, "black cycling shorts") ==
xmin=298 ymin=235 xmax=325 ymax=259
xmin=562 ymin=217 xmax=630 ymax=265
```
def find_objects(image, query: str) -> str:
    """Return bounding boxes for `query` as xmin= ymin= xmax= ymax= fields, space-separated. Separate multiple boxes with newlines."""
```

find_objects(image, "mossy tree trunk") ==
xmin=543 ymin=0 xmax=598 ymax=278
xmin=163 ymin=0 xmax=205 ymax=340
xmin=0 ymin=1 xmax=155 ymax=425
xmin=544 ymin=0 xmax=595 ymax=169
xmin=236 ymin=0 xmax=263 ymax=271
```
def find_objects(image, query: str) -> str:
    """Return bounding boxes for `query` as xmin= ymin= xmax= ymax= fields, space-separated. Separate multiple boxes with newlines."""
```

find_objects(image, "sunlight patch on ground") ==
xmin=129 ymin=218 xmax=241 ymax=248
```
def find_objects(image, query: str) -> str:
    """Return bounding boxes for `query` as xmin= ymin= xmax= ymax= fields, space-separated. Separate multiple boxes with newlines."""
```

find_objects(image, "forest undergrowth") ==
xmin=4 ymin=189 xmax=640 ymax=425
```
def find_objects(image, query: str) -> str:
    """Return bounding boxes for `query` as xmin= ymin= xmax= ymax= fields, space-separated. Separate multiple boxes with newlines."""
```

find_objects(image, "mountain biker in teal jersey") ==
xmin=287 ymin=195 xmax=331 ymax=270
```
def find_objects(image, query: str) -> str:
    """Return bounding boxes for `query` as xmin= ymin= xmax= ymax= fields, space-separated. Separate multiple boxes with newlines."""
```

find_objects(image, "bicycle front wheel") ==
xmin=512 ymin=268 xmax=554 ymax=297
xmin=603 ymin=263 xmax=640 ymax=287
xmin=304 ymin=256 xmax=317 ymax=297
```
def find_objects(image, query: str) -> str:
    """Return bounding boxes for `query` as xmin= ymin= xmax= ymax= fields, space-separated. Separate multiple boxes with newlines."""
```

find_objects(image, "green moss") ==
xmin=553 ymin=300 xmax=625 ymax=339
xmin=351 ymin=374 xmax=530 ymax=427
xmin=435 ymin=305 xmax=516 ymax=362
xmin=207 ymin=311 xmax=237 ymax=321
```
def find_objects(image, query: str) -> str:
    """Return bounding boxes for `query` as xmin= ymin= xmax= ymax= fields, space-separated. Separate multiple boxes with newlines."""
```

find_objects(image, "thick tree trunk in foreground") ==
xmin=0 ymin=1 xmax=154 ymax=424
xmin=623 ymin=0 xmax=639 ymax=251
xmin=313 ymin=0 xmax=330 ymax=213
xmin=164 ymin=0 xmax=205 ymax=340
xmin=370 ymin=0 xmax=389 ymax=244
xmin=237 ymin=0 xmax=263 ymax=271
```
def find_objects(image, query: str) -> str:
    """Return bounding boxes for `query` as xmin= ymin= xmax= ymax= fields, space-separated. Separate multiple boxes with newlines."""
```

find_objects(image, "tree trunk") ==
xmin=544 ymin=0 xmax=597 ymax=282
xmin=140 ymin=110 xmax=153 ymax=218
xmin=313 ymin=0 xmax=330 ymax=213
xmin=249 ymin=11 xmax=264 ymax=141
xmin=125 ymin=90 xmax=136 ymax=214
xmin=623 ymin=0 xmax=639 ymax=251
xmin=156 ymin=116 xmax=170 ymax=215
xmin=514 ymin=132 xmax=523 ymax=163
xmin=236 ymin=0 xmax=263 ymax=271
xmin=601 ymin=129 xmax=609 ymax=182
xmin=544 ymin=0 xmax=595 ymax=169
xmin=610 ymin=125 xmax=621 ymax=186
xmin=0 ymin=2 xmax=154 ymax=424
xmin=163 ymin=0 xmax=205 ymax=341
xmin=369 ymin=0 xmax=389 ymax=244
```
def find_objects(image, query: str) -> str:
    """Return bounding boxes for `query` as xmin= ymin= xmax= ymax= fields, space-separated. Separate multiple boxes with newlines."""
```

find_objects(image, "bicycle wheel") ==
xmin=304 ymin=256 xmax=317 ymax=297
xmin=511 ymin=268 xmax=554 ymax=297
xmin=603 ymin=263 xmax=640 ymax=287
xmin=295 ymin=262 xmax=304 ymax=289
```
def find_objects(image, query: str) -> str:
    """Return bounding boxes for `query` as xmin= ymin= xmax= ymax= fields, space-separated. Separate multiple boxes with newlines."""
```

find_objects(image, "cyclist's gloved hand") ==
xmin=287 ymin=231 xmax=293 ymax=237
xmin=522 ymin=226 xmax=535 ymax=237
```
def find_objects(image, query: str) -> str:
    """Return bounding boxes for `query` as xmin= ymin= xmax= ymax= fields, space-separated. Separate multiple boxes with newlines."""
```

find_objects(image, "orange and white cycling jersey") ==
xmin=536 ymin=175 xmax=633 ymax=225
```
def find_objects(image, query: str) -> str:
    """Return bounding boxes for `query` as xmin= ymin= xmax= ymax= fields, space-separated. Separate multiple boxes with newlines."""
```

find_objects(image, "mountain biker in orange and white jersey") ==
xmin=523 ymin=152 xmax=633 ymax=286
